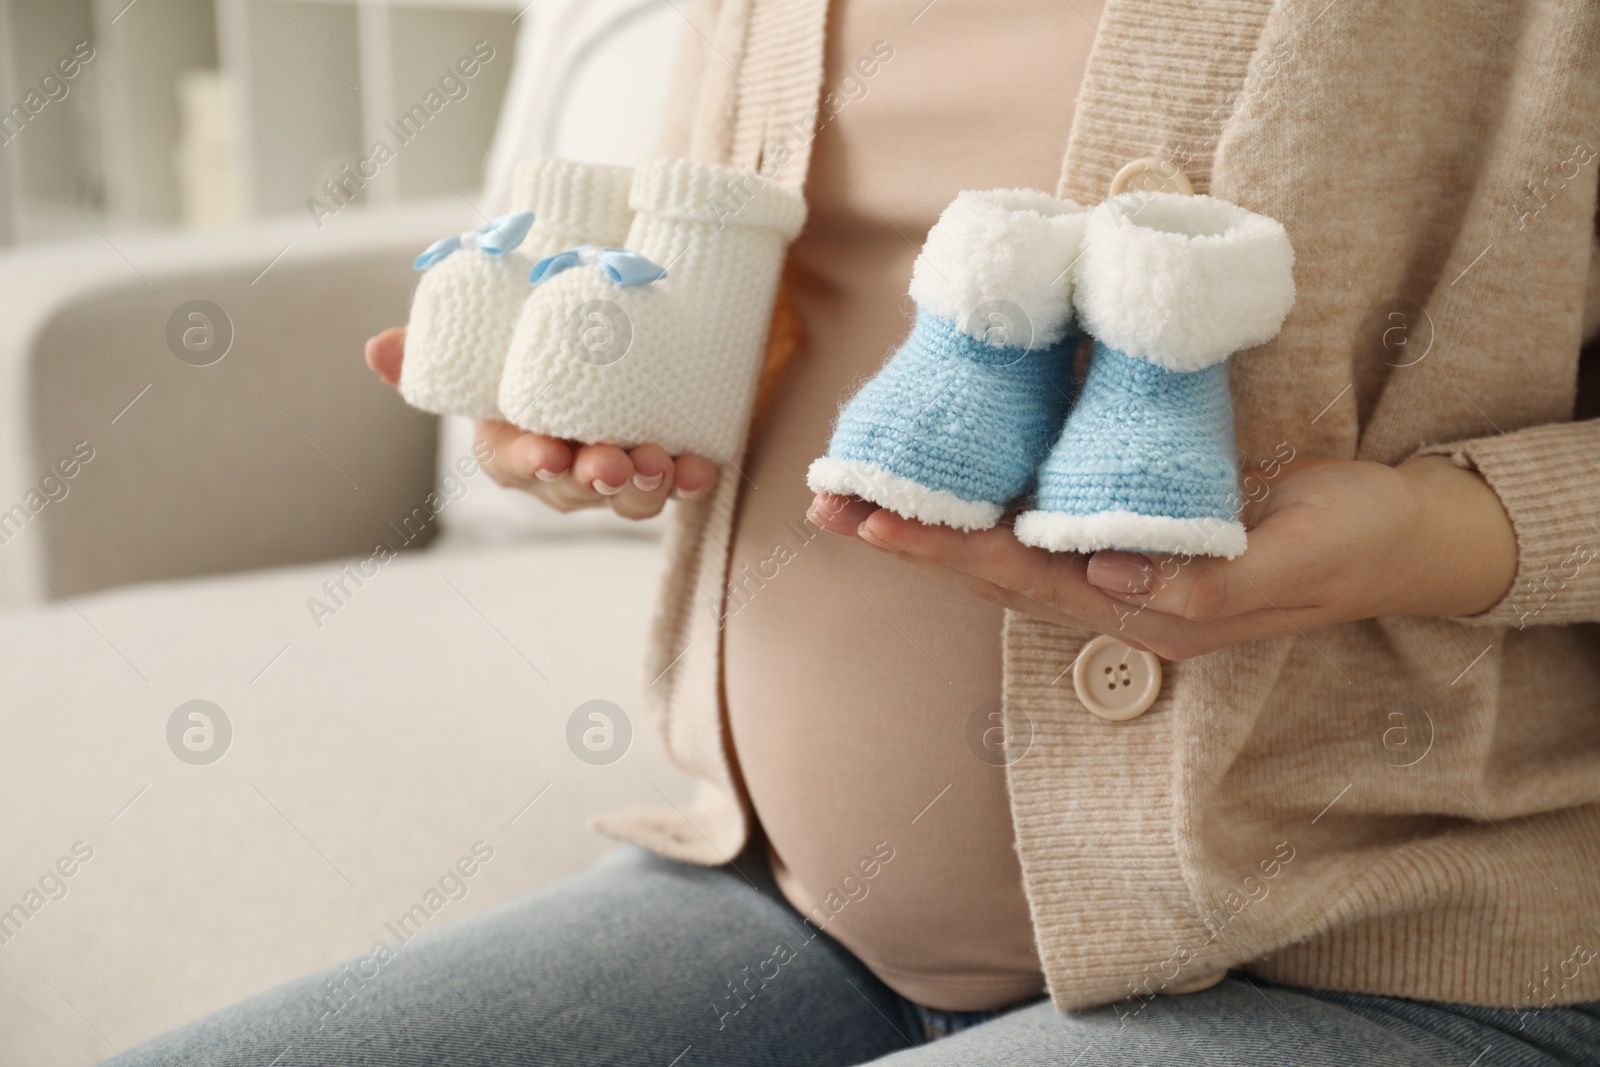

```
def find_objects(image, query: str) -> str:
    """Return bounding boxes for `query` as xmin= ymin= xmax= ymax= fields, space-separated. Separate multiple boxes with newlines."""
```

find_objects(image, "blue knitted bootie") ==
xmin=1015 ymin=192 xmax=1295 ymax=559
xmin=808 ymin=189 xmax=1089 ymax=530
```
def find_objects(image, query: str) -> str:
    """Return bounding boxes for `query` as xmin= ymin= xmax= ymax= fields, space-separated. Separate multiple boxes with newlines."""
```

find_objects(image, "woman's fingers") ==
xmin=672 ymin=454 xmax=718 ymax=500
xmin=571 ymin=444 xmax=635 ymax=498
xmin=856 ymin=507 xmax=1123 ymax=627
xmin=610 ymin=445 xmax=675 ymax=520
xmin=844 ymin=502 xmax=1321 ymax=660
xmin=475 ymin=421 xmax=570 ymax=489
xmin=507 ymin=431 xmax=573 ymax=484
xmin=807 ymin=493 xmax=878 ymax=534
xmin=473 ymin=418 xmax=719 ymax=518
xmin=625 ymin=444 xmax=672 ymax=494
xmin=1092 ymin=458 xmax=1397 ymax=625
xmin=1086 ymin=550 xmax=1265 ymax=623
xmin=1082 ymin=508 xmax=1330 ymax=623
xmin=474 ymin=420 xmax=532 ymax=487
xmin=368 ymin=327 xmax=718 ymax=520
xmin=365 ymin=327 xmax=406 ymax=386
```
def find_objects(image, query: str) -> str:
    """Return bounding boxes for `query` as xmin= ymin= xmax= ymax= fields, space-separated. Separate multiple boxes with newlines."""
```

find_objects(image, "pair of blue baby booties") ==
xmin=807 ymin=188 xmax=1296 ymax=560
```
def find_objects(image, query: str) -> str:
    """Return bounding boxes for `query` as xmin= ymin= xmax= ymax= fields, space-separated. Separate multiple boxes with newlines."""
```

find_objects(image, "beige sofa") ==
xmin=0 ymin=201 xmax=694 ymax=1066
xmin=0 ymin=2 xmax=696 ymax=1059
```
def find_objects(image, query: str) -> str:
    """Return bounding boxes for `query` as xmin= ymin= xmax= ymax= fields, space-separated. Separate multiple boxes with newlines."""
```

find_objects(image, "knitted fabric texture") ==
xmin=499 ymin=156 xmax=806 ymax=456
xmin=810 ymin=313 xmax=1076 ymax=530
xmin=1015 ymin=341 xmax=1246 ymax=557
xmin=808 ymin=189 xmax=1088 ymax=529
xmin=1016 ymin=191 xmax=1294 ymax=559
xmin=401 ymin=156 xmax=635 ymax=420
xmin=609 ymin=0 xmax=1600 ymax=1013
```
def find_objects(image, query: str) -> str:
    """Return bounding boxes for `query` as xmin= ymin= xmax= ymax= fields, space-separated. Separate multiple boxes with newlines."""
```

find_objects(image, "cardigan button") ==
xmin=1073 ymin=635 xmax=1162 ymax=721
xmin=1108 ymin=157 xmax=1195 ymax=197
xmin=1163 ymin=971 xmax=1226 ymax=995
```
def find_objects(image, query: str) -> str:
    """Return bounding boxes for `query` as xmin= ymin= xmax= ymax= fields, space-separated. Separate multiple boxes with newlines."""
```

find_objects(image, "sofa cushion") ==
xmin=0 ymin=537 xmax=691 ymax=1066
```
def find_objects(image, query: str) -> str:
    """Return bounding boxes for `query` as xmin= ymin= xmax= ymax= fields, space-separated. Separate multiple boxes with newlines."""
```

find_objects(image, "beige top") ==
xmin=721 ymin=0 xmax=1102 ymax=1011
xmin=600 ymin=0 xmax=1600 ymax=1012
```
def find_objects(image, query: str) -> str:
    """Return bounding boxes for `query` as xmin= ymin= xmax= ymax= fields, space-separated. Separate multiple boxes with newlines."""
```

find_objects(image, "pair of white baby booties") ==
xmin=402 ymin=155 xmax=805 ymax=459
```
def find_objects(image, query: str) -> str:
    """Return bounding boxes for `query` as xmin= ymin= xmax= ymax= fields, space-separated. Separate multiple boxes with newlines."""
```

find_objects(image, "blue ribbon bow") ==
xmin=413 ymin=211 xmax=536 ymax=270
xmin=527 ymin=244 xmax=668 ymax=287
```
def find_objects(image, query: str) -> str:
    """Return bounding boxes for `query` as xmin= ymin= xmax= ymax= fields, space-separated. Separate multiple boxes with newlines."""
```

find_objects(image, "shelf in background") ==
xmin=0 ymin=0 xmax=520 ymax=244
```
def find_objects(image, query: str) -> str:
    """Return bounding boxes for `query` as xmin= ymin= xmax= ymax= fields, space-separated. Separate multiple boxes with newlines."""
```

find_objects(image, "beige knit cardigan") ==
xmin=593 ymin=0 xmax=1600 ymax=1012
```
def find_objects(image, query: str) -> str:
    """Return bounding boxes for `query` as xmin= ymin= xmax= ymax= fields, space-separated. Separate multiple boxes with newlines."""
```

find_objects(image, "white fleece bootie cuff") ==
xmin=908 ymin=188 xmax=1089 ymax=349
xmin=1073 ymin=192 xmax=1295 ymax=371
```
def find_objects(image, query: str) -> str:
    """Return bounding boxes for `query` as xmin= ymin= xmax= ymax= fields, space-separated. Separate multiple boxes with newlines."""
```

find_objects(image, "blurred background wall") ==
xmin=0 ymin=0 xmax=678 ymax=246
xmin=0 ymin=0 xmax=682 ymax=607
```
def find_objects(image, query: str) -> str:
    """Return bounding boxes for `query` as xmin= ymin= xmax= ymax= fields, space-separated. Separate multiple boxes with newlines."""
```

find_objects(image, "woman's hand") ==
xmin=365 ymin=327 xmax=717 ymax=520
xmin=807 ymin=457 xmax=1518 ymax=661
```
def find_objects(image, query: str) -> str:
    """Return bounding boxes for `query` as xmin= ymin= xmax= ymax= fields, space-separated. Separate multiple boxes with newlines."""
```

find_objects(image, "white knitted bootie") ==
xmin=401 ymin=157 xmax=635 ymax=420
xmin=498 ymin=156 xmax=807 ymax=456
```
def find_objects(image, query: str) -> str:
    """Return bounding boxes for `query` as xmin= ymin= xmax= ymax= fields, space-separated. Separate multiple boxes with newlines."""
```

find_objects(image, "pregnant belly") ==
xmin=721 ymin=247 xmax=1043 ymax=1012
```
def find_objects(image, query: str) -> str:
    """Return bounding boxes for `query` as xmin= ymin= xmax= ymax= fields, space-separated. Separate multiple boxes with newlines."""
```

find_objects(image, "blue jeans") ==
xmin=104 ymin=847 xmax=1600 ymax=1065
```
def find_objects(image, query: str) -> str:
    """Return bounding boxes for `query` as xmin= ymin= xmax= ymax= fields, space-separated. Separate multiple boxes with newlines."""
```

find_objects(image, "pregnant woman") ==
xmin=109 ymin=0 xmax=1600 ymax=1063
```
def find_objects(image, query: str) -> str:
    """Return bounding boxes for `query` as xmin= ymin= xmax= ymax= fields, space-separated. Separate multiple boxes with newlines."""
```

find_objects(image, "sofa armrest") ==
xmin=0 ymin=200 xmax=476 ymax=605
